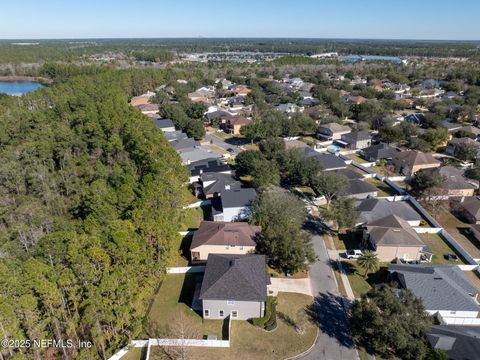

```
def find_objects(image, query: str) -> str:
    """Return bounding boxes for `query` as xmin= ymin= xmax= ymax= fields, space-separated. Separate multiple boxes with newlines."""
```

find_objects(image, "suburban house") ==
xmin=334 ymin=168 xmax=364 ymax=180
xmin=188 ymin=158 xmax=231 ymax=183
xmin=458 ymin=196 xmax=480 ymax=224
xmin=392 ymin=150 xmax=441 ymax=176
xmin=389 ymin=264 xmax=480 ymax=319
xmin=446 ymin=137 xmax=480 ymax=158
xmin=340 ymin=131 xmax=372 ymax=150
xmin=356 ymin=198 xmax=422 ymax=226
xmin=199 ymin=254 xmax=269 ymax=320
xmin=427 ymin=325 xmax=480 ymax=360
xmin=134 ymin=103 xmax=159 ymax=115
xmin=154 ymin=118 xmax=175 ymax=132
xmin=224 ymin=116 xmax=250 ymax=135
xmin=343 ymin=95 xmax=367 ymax=105
xmin=164 ymin=130 xmax=188 ymax=142
xmin=275 ymin=103 xmax=304 ymax=113
xmin=363 ymin=214 xmax=427 ymax=262
xmin=172 ymin=138 xmax=200 ymax=153
xmin=346 ymin=180 xmax=378 ymax=199
xmin=316 ymin=123 xmax=351 ymax=141
xmin=438 ymin=166 xmax=476 ymax=197
xmin=190 ymin=221 xmax=261 ymax=262
xmin=180 ymin=145 xmax=223 ymax=166
xmin=195 ymin=172 xmax=242 ymax=199
xmin=303 ymin=148 xmax=347 ymax=171
xmin=211 ymin=188 xmax=257 ymax=222
xmin=361 ymin=143 xmax=397 ymax=162
xmin=234 ymin=85 xmax=251 ymax=97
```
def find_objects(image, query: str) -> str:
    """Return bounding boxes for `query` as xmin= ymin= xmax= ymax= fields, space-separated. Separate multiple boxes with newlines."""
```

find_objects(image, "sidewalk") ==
xmin=324 ymin=234 xmax=355 ymax=300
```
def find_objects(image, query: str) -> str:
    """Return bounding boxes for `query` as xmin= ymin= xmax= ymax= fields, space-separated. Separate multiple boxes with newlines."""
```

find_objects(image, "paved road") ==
xmin=204 ymin=132 xmax=240 ymax=155
xmin=300 ymin=222 xmax=358 ymax=360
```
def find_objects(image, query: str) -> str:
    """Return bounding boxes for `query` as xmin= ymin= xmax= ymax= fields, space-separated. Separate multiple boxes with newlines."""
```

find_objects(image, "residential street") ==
xmin=300 ymin=221 xmax=358 ymax=360
xmin=204 ymin=132 xmax=240 ymax=155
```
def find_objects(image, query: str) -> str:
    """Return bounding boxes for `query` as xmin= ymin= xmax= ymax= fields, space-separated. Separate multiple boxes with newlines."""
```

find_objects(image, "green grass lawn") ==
xmin=365 ymin=178 xmax=398 ymax=197
xmin=120 ymin=347 xmax=145 ymax=360
xmin=144 ymin=273 xmax=224 ymax=340
xmin=346 ymin=154 xmax=368 ymax=163
xmin=145 ymin=275 xmax=317 ymax=360
xmin=169 ymin=234 xmax=191 ymax=267
xmin=341 ymin=262 xmax=389 ymax=298
xmin=419 ymin=233 xmax=467 ymax=265
xmin=179 ymin=207 xmax=204 ymax=231
xmin=332 ymin=230 xmax=363 ymax=251
xmin=295 ymin=186 xmax=316 ymax=197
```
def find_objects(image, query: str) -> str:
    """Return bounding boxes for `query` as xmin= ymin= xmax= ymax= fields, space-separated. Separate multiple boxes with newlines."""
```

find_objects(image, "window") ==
xmin=231 ymin=311 xmax=238 ymax=318
xmin=450 ymin=311 xmax=457 ymax=315
xmin=227 ymin=300 xmax=235 ymax=306
xmin=225 ymin=245 xmax=230 ymax=250
xmin=240 ymin=246 xmax=244 ymax=250
xmin=219 ymin=310 xmax=224 ymax=317
xmin=204 ymin=309 xmax=209 ymax=317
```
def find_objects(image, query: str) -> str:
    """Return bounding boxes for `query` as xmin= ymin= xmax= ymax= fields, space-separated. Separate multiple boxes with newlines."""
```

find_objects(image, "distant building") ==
xmin=316 ymin=123 xmax=351 ymax=141
xmin=392 ymin=150 xmax=441 ymax=176
xmin=340 ymin=131 xmax=372 ymax=150
xmin=154 ymin=119 xmax=175 ymax=132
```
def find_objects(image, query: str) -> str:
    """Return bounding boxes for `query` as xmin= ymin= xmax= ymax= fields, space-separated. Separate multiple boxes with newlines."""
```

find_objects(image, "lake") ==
xmin=0 ymin=81 xmax=44 ymax=95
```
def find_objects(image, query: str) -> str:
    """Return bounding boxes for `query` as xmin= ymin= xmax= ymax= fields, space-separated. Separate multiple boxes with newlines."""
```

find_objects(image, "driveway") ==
xmin=268 ymin=278 xmax=312 ymax=296
xmin=299 ymin=220 xmax=358 ymax=360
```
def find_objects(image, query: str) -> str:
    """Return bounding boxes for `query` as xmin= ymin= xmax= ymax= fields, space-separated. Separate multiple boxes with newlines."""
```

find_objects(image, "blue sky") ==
xmin=1 ymin=0 xmax=479 ymax=40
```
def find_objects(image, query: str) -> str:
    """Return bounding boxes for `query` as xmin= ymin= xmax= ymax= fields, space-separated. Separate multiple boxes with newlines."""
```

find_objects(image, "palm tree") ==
xmin=357 ymin=251 xmax=379 ymax=279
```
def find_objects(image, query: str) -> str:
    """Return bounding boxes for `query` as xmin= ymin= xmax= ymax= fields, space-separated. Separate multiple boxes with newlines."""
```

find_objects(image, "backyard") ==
xmin=419 ymin=233 xmax=467 ymax=265
xmin=140 ymin=273 xmax=317 ymax=360
xmin=345 ymin=153 xmax=368 ymax=164
xmin=436 ymin=208 xmax=480 ymax=259
xmin=365 ymin=177 xmax=398 ymax=197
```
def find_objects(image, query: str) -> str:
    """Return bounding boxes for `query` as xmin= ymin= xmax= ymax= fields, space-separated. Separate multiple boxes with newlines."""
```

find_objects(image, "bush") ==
xmin=250 ymin=296 xmax=277 ymax=330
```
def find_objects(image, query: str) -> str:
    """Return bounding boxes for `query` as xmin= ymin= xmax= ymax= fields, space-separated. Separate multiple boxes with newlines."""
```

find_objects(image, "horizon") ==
xmin=1 ymin=0 xmax=479 ymax=40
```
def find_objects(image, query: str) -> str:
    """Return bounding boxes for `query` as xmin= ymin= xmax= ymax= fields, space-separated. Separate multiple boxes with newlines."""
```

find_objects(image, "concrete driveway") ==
xmin=268 ymin=278 xmax=312 ymax=296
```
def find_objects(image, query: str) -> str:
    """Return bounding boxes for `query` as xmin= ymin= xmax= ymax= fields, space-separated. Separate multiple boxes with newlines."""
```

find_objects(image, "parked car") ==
xmin=346 ymin=250 xmax=363 ymax=259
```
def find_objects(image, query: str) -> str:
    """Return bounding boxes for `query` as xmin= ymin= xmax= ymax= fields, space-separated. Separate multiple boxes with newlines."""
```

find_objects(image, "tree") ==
xmin=420 ymin=127 xmax=449 ymax=150
xmin=378 ymin=123 xmax=404 ymax=144
xmin=357 ymin=251 xmax=379 ymax=278
xmin=411 ymin=168 xmax=443 ymax=197
xmin=351 ymin=286 xmax=433 ymax=360
xmin=311 ymin=172 xmax=349 ymax=208
xmin=454 ymin=142 xmax=479 ymax=162
xmin=324 ymin=196 xmax=358 ymax=230
xmin=251 ymin=187 xmax=314 ymax=274
xmin=465 ymin=167 xmax=480 ymax=181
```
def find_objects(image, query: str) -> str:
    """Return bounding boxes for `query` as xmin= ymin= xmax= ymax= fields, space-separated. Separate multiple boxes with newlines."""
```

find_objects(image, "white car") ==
xmin=346 ymin=250 xmax=363 ymax=259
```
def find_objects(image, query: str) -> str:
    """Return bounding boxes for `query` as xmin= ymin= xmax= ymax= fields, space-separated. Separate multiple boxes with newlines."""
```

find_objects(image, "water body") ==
xmin=342 ymin=55 xmax=404 ymax=64
xmin=0 ymin=81 xmax=44 ymax=95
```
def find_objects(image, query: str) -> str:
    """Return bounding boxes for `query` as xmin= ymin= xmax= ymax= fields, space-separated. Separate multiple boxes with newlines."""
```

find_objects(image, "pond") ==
xmin=0 ymin=81 xmax=44 ymax=95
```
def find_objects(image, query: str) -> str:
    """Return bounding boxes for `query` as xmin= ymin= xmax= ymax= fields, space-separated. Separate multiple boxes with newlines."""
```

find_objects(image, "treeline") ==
xmin=0 ymin=66 xmax=189 ymax=359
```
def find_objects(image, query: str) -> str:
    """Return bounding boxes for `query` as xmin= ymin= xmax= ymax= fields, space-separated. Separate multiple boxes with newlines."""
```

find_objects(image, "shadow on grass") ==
xmin=178 ymin=274 xmax=196 ymax=306
xmin=306 ymin=292 xmax=355 ymax=349
xmin=178 ymin=235 xmax=192 ymax=263
xmin=458 ymin=227 xmax=480 ymax=250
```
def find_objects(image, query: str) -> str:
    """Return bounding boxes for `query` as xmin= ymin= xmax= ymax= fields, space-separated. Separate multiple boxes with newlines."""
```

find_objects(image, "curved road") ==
xmin=300 ymin=224 xmax=359 ymax=360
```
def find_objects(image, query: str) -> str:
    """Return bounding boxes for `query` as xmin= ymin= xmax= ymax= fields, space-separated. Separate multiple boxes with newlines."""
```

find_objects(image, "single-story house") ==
xmin=346 ymin=180 xmax=378 ymax=199
xmin=334 ymin=168 xmax=364 ymax=181
xmin=356 ymin=198 xmax=422 ymax=226
xmin=188 ymin=158 xmax=231 ymax=183
xmin=134 ymin=103 xmax=159 ymax=115
xmin=340 ymin=131 xmax=372 ymax=150
xmin=363 ymin=214 xmax=427 ymax=262
xmin=361 ymin=143 xmax=397 ymax=162
xmin=211 ymin=188 xmax=257 ymax=222
xmin=439 ymin=166 xmax=476 ymax=197
xmin=180 ymin=146 xmax=223 ymax=166
xmin=172 ymin=138 xmax=200 ymax=153
xmin=190 ymin=221 xmax=261 ymax=262
xmin=303 ymin=148 xmax=347 ymax=171
xmin=458 ymin=196 xmax=480 ymax=224
xmin=154 ymin=119 xmax=175 ymax=132
xmin=199 ymin=254 xmax=269 ymax=320
xmin=316 ymin=123 xmax=351 ymax=141
xmin=389 ymin=264 xmax=480 ymax=319
xmin=427 ymin=325 xmax=480 ymax=360
xmin=446 ymin=137 xmax=480 ymax=158
xmin=392 ymin=150 xmax=441 ymax=176
xmin=164 ymin=130 xmax=188 ymax=142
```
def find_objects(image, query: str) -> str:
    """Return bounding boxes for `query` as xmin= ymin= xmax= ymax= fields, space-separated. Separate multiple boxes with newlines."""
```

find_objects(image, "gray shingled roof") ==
xmin=427 ymin=325 xmax=480 ymax=360
xmin=334 ymin=168 xmax=364 ymax=180
xmin=439 ymin=166 xmax=476 ymax=191
xmin=460 ymin=196 xmax=480 ymax=221
xmin=366 ymin=215 xmax=425 ymax=247
xmin=389 ymin=264 xmax=479 ymax=312
xmin=199 ymin=254 xmax=268 ymax=301
xmin=201 ymin=173 xmax=242 ymax=196
xmin=190 ymin=221 xmax=260 ymax=249
xmin=154 ymin=119 xmax=175 ymax=129
xmin=188 ymin=158 xmax=231 ymax=177
xmin=342 ymin=131 xmax=371 ymax=142
xmin=172 ymin=137 xmax=200 ymax=152
xmin=221 ymin=188 xmax=257 ymax=208
xmin=361 ymin=143 xmax=396 ymax=160
xmin=303 ymin=148 xmax=346 ymax=170
xmin=347 ymin=179 xmax=378 ymax=195
xmin=357 ymin=198 xmax=422 ymax=224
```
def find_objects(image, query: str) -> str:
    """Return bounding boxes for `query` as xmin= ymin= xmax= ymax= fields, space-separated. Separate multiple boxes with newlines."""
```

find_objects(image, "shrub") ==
xmin=250 ymin=296 xmax=277 ymax=330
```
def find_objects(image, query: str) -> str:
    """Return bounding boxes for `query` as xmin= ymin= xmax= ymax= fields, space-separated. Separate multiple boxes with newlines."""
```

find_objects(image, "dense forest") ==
xmin=0 ymin=67 xmax=190 ymax=359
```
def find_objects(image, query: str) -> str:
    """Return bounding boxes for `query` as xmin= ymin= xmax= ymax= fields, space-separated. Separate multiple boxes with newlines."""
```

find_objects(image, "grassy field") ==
xmin=121 ymin=347 xmax=145 ymax=360
xmin=144 ymin=274 xmax=317 ymax=360
xmin=169 ymin=234 xmax=192 ymax=267
xmin=365 ymin=177 xmax=398 ymax=196
xmin=419 ymin=233 xmax=467 ymax=265
xmin=179 ymin=207 xmax=204 ymax=231
xmin=345 ymin=153 xmax=368 ymax=163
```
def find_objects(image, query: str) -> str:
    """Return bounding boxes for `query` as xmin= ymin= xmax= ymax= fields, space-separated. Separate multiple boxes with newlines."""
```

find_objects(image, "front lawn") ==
xmin=341 ymin=262 xmax=389 ymax=298
xmin=332 ymin=230 xmax=363 ymax=251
